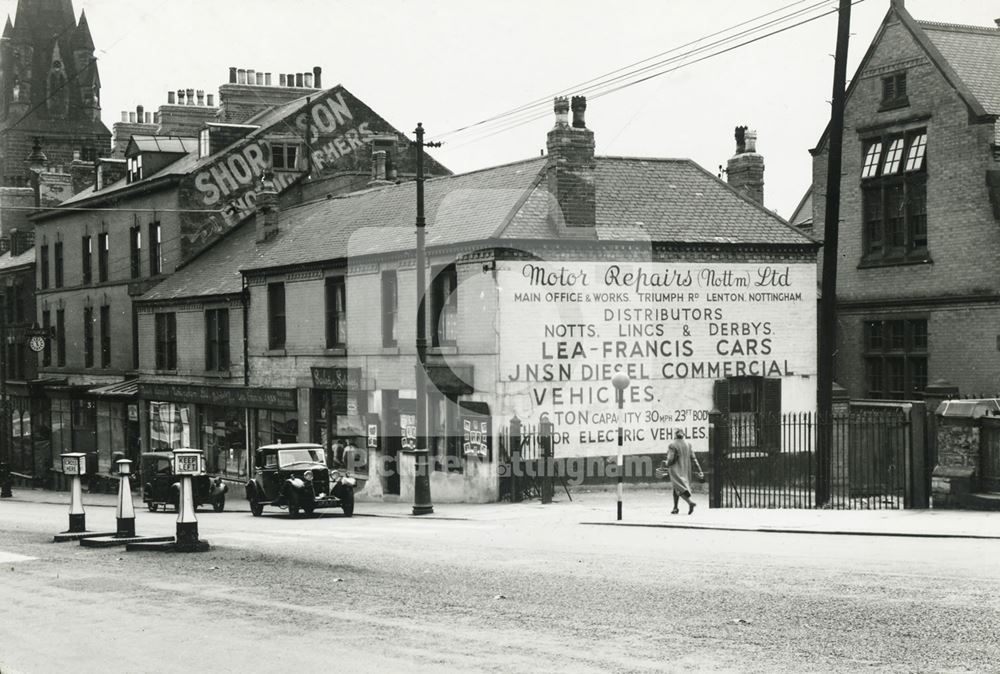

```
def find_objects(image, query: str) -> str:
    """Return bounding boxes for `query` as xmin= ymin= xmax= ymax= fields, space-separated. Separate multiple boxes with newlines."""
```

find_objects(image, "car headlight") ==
xmin=303 ymin=470 xmax=313 ymax=482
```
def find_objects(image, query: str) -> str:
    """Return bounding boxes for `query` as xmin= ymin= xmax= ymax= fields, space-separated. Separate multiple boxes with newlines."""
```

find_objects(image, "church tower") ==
xmin=0 ymin=0 xmax=110 ymax=186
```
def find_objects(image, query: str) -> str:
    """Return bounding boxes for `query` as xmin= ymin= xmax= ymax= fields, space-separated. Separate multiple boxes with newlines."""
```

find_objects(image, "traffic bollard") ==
xmin=63 ymin=453 xmax=87 ymax=533
xmin=0 ymin=461 xmax=12 ymax=498
xmin=115 ymin=459 xmax=136 ymax=538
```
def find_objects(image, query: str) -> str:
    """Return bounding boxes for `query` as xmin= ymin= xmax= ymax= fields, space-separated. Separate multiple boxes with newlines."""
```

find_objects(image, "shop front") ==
xmin=138 ymin=382 xmax=298 ymax=482
xmin=309 ymin=367 xmax=369 ymax=475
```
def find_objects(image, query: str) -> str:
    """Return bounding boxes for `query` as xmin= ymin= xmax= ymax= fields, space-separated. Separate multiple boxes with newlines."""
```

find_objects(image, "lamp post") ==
xmin=412 ymin=123 xmax=440 ymax=516
xmin=611 ymin=371 xmax=631 ymax=521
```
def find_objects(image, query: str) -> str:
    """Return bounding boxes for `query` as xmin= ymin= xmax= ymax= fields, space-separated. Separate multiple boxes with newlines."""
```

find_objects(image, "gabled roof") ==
xmin=813 ymin=4 xmax=1000 ymax=153
xmin=789 ymin=186 xmax=813 ymax=229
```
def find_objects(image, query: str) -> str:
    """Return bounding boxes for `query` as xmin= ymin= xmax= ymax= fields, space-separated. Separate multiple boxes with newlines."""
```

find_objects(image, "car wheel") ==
xmin=340 ymin=490 xmax=355 ymax=517
xmin=213 ymin=495 xmax=226 ymax=513
xmin=147 ymin=502 xmax=158 ymax=512
xmin=249 ymin=499 xmax=263 ymax=517
xmin=287 ymin=492 xmax=300 ymax=518
xmin=303 ymin=502 xmax=315 ymax=516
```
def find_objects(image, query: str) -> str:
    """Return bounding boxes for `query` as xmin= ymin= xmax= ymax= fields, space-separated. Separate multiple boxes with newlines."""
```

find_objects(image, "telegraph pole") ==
xmin=817 ymin=0 xmax=852 ymax=506
xmin=412 ymin=123 xmax=440 ymax=516
xmin=0 ymin=291 xmax=11 ymax=497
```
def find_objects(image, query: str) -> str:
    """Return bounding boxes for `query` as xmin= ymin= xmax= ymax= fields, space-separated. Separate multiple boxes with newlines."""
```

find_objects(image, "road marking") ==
xmin=0 ymin=551 xmax=36 ymax=564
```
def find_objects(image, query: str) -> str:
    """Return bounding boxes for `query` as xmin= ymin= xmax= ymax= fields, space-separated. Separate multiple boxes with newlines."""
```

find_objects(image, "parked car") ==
xmin=140 ymin=451 xmax=228 ymax=513
xmin=245 ymin=443 xmax=357 ymax=517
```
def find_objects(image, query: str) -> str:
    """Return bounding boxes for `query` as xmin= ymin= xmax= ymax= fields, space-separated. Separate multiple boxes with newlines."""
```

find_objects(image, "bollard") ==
xmin=171 ymin=448 xmax=209 ymax=552
xmin=611 ymin=371 xmax=631 ymax=521
xmin=115 ymin=459 xmax=135 ymax=538
xmin=0 ymin=461 xmax=12 ymax=498
xmin=63 ymin=453 xmax=87 ymax=532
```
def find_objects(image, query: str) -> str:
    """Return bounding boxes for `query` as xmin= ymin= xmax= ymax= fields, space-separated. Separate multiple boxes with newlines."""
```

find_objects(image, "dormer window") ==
xmin=127 ymin=154 xmax=143 ymax=183
xmin=880 ymin=72 xmax=908 ymax=110
xmin=272 ymin=143 xmax=299 ymax=170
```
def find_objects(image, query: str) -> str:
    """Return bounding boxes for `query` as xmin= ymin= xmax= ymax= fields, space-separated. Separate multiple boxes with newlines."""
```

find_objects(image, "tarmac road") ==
xmin=0 ymin=497 xmax=998 ymax=673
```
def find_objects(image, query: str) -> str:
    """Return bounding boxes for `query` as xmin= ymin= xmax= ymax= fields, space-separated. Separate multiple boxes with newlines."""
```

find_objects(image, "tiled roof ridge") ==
xmin=595 ymin=155 xmax=695 ymax=163
xmin=917 ymin=19 xmax=1000 ymax=36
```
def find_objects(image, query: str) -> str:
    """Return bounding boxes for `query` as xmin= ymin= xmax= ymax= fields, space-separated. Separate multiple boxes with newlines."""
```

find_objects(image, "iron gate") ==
xmin=710 ymin=403 xmax=926 ymax=509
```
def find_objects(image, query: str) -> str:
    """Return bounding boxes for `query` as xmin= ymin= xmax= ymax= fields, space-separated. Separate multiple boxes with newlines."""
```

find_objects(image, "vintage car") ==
xmin=140 ymin=451 xmax=228 ymax=512
xmin=245 ymin=443 xmax=356 ymax=517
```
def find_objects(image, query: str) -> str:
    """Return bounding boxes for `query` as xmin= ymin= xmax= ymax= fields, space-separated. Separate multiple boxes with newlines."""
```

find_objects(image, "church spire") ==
xmin=72 ymin=9 xmax=94 ymax=51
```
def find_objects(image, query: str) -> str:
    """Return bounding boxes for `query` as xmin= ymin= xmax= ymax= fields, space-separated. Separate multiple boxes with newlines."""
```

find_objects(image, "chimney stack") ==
xmin=314 ymin=66 xmax=322 ymax=88
xmin=726 ymin=125 xmax=765 ymax=205
xmin=546 ymin=96 xmax=596 ymax=229
xmin=255 ymin=171 xmax=281 ymax=243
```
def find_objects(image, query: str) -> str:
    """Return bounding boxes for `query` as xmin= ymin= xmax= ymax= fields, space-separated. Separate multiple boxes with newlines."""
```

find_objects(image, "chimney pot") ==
xmin=288 ymin=73 xmax=295 ymax=87
xmin=304 ymin=72 xmax=313 ymax=88
xmin=136 ymin=104 xmax=144 ymax=120
xmin=265 ymin=72 xmax=272 ymax=86
xmin=552 ymin=97 xmax=570 ymax=127
xmin=279 ymin=74 xmax=286 ymax=86
xmin=177 ymin=89 xmax=186 ymax=105
xmin=726 ymin=126 xmax=764 ymax=205
xmin=121 ymin=111 xmax=128 ymax=122
xmin=229 ymin=66 xmax=237 ymax=83
xmin=570 ymin=96 xmax=587 ymax=129
xmin=186 ymin=88 xmax=195 ymax=105
xmin=255 ymin=72 xmax=264 ymax=85
xmin=995 ymin=18 xmax=1000 ymax=28
xmin=295 ymin=73 xmax=304 ymax=88
xmin=167 ymin=91 xmax=175 ymax=105
xmin=196 ymin=90 xmax=204 ymax=105
xmin=372 ymin=150 xmax=387 ymax=181
xmin=313 ymin=66 xmax=322 ymax=88
xmin=129 ymin=112 xmax=136 ymax=123
xmin=145 ymin=112 xmax=152 ymax=123
xmin=206 ymin=93 xmax=214 ymax=107
xmin=247 ymin=69 xmax=256 ymax=85
xmin=237 ymin=69 xmax=246 ymax=84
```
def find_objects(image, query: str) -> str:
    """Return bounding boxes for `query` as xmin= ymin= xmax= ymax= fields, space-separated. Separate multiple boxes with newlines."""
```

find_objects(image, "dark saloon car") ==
xmin=245 ymin=443 xmax=357 ymax=517
xmin=141 ymin=451 xmax=228 ymax=512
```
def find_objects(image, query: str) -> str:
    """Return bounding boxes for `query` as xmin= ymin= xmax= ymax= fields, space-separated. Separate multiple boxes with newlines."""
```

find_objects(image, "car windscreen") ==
xmin=277 ymin=448 xmax=324 ymax=468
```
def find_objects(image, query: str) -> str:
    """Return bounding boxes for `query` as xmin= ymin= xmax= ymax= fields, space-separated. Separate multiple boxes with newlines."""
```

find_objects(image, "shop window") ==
xmin=864 ymin=318 xmax=927 ymax=399
xmin=100 ymin=305 xmax=111 ymax=368
xmin=880 ymin=71 xmax=908 ymax=110
xmin=83 ymin=306 xmax=94 ymax=367
xmin=98 ymin=232 xmax=109 ymax=282
xmin=199 ymin=405 xmax=246 ymax=477
xmin=56 ymin=308 xmax=65 ymax=366
xmin=267 ymin=282 xmax=285 ymax=350
xmin=431 ymin=264 xmax=457 ymax=347
xmin=53 ymin=241 xmax=63 ymax=288
xmin=39 ymin=245 xmax=49 ymax=289
xmin=82 ymin=235 xmax=93 ymax=284
xmin=42 ymin=310 xmax=52 ymax=367
xmin=154 ymin=312 xmax=177 ymax=370
xmin=149 ymin=401 xmax=191 ymax=451
xmin=256 ymin=409 xmax=298 ymax=447
xmin=205 ymin=308 xmax=230 ymax=371
xmin=311 ymin=387 xmax=366 ymax=473
xmin=382 ymin=270 xmax=398 ymax=347
xmin=129 ymin=226 xmax=141 ymax=279
xmin=860 ymin=129 xmax=927 ymax=264
xmin=149 ymin=221 xmax=161 ymax=276
xmin=429 ymin=392 xmax=463 ymax=472
xmin=325 ymin=276 xmax=346 ymax=349
xmin=713 ymin=377 xmax=781 ymax=453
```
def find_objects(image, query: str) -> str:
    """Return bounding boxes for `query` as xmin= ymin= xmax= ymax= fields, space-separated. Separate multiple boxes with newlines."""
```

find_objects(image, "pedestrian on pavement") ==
xmin=666 ymin=430 xmax=703 ymax=515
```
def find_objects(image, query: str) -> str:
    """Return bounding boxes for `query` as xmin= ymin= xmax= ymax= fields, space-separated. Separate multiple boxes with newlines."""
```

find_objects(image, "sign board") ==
xmin=367 ymin=423 xmax=378 ymax=449
xmin=462 ymin=418 xmax=489 ymax=458
xmin=311 ymin=366 xmax=362 ymax=391
xmin=61 ymin=454 xmax=85 ymax=475
xmin=140 ymin=382 xmax=297 ymax=410
xmin=498 ymin=261 xmax=817 ymax=456
xmin=173 ymin=451 xmax=204 ymax=476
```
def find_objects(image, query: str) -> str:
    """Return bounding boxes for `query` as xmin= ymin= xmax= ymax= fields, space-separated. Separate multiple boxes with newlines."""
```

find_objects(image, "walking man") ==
xmin=666 ymin=430 xmax=703 ymax=515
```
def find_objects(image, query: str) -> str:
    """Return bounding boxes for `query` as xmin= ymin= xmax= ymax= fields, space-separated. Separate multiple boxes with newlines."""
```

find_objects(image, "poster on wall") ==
xmin=498 ymin=261 xmax=817 ymax=456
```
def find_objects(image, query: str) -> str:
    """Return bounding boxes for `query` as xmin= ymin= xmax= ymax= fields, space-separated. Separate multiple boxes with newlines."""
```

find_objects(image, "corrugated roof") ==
xmin=920 ymin=21 xmax=1000 ymax=116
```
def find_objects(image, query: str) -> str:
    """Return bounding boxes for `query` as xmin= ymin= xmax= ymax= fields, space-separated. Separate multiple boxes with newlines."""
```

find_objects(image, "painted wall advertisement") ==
xmin=498 ymin=261 xmax=816 ymax=456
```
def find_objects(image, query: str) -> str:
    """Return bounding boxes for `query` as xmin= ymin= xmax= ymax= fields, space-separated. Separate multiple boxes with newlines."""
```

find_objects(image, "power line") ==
xmin=443 ymin=0 xmax=865 ymax=151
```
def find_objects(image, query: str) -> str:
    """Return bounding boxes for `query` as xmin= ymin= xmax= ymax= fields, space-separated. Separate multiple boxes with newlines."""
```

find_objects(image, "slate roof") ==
xmin=141 ymin=154 xmax=811 ymax=301
xmin=0 ymin=247 xmax=34 ymax=271
xmin=920 ymin=21 xmax=1000 ymax=116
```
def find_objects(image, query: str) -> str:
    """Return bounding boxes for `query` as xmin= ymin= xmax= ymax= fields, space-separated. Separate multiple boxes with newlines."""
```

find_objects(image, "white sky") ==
xmin=3 ymin=0 xmax=997 ymax=218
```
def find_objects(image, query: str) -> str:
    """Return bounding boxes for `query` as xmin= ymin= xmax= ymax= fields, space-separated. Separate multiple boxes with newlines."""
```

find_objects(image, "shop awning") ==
xmin=88 ymin=379 xmax=140 ymax=400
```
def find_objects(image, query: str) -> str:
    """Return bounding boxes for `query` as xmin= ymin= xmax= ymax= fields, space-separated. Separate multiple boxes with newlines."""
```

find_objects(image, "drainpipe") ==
xmin=242 ymin=276 xmax=252 ymax=477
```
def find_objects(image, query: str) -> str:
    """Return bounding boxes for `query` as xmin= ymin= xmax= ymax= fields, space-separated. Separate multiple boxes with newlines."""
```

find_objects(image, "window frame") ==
xmin=53 ymin=241 xmax=63 ymax=288
xmin=431 ymin=264 xmax=458 ymax=348
xmin=100 ymin=304 xmax=111 ymax=368
xmin=859 ymin=128 xmax=928 ymax=266
xmin=82 ymin=235 xmax=93 ymax=285
xmin=154 ymin=312 xmax=178 ymax=371
xmin=149 ymin=221 xmax=161 ymax=276
xmin=39 ymin=244 xmax=49 ymax=290
xmin=204 ymin=308 xmax=230 ymax=372
xmin=325 ymin=276 xmax=347 ymax=349
xmin=41 ymin=309 xmax=52 ymax=367
xmin=863 ymin=317 xmax=928 ymax=400
xmin=56 ymin=308 xmax=66 ymax=366
xmin=880 ymin=71 xmax=909 ymax=111
xmin=83 ymin=305 xmax=94 ymax=368
xmin=97 ymin=232 xmax=109 ymax=282
xmin=129 ymin=226 xmax=141 ymax=279
xmin=267 ymin=283 xmax=286 ymax=350
xmin=381 ymin=270 xmax=398 ymax=347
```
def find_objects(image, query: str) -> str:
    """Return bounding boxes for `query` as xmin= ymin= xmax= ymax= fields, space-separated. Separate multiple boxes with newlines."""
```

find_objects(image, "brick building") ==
xmin=0 ymin=0 xmax=110 ymax=186
xmin=140 ymin=96 xmax=818 ymax=503
xmin=29 ymin=71 xmax=449 ymax=482
xmin=808 ymin=1 xmax=1000 ymax=399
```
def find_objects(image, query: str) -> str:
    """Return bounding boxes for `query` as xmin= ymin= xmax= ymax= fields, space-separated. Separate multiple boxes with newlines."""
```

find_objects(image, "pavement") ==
xmin=2 ymin=484 xmax=996 ymax=539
